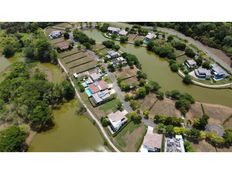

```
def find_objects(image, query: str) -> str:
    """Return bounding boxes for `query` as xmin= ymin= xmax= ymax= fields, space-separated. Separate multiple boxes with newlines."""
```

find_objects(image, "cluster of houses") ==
xmin=185 ymin=59 xmax=229 ymax=81
xmin=140 ymin=126 xmax=185 ymax=152
xmin=106 ymin=50 xmax=127 ymax=67
xmin=77 ymin=69 xmax=116 ymax=106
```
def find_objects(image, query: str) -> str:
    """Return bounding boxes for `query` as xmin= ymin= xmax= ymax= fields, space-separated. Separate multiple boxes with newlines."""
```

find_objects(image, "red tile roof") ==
xmin=89 ymin=84 xmax=99 ymax=94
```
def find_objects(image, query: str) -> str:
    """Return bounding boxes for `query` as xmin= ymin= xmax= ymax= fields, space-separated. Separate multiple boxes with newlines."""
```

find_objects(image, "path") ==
xmin=158 ymin=27 xmax=232 ymax=74
xmin=57 ymin=59 xmax=120 ymax=152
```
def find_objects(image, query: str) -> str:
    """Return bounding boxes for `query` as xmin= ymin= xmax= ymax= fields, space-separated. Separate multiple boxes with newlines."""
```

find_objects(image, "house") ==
xmin=91 ymin=89 xmax=111 ymax=105
xmin=185 ymin=59 xmax=197 ymax=69
xmin=140 ymin=127 xmax=162 ymax=152
xmin=194 ymin=67 xmax=211 ymax=79
xmin=106 ymin=50 xmax=120 ymax=59
xmin=165 ymin=135 xmax=185 ymax=152
xmin=88 ymin=83 xmax=100 ymax=94
xmin=97 ymin=80 xmax=108 ymax=91
xmin=211 ymin=64 xmax=229 ymax=80
xmin=89 ymin=72 xmax=102 ymax=82
xmin=49 ymin=30 xmax=62 ymax=39
xmin=56 ymin=42 xmax=70 ymax=52
xmin=107 ymin=27 xmax=121 ymax=34
xmin=119 ymin=29 xmax=128 ymax=36
xmin=112 ymin=57 xmax=127 ymax=67
xmin=107 ymin=110 xmax=128 ymax=132
xmin=145 ymin=32 xmax=156 ymax=41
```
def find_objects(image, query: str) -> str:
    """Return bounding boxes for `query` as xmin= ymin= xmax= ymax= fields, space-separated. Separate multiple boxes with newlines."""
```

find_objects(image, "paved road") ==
xmin=158 ymin=27 xmax=232 ymax=74
xmin=58 ymin=59 xmax=120 ymax=152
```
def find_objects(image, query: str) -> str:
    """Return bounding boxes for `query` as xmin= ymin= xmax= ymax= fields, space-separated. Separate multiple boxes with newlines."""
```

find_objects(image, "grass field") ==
xmin=99 ymin=99 xmax=120 ymax=112
xmin=113 ymin=122 xmax=147 ymax=152
xmin=58 ymin=48 xmax=82 ymax=58
xmin=63 ymin=52 xmax=86 ymax=63
xmin=123 ymin=76 xmax=139 ymax=86
xmin=69 ymin=61 xmax=97 ymax=74
xmin=66 ymin=57 xmax=93 ymax=69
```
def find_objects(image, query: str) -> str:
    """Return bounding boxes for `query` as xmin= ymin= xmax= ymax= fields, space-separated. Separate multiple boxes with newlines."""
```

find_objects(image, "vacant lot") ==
xmin=53 ymin=23 xmax=72 ymax=29
xmin=176 ymin=55 xmax=190 ymax=64
xmin=185 ymin=102 xmax=204 ymax=121
xmin=69 ymin=61 xmax=97 ymax=74
xmin=99 ymin=99 xmax=120 ymax=113
xmin=114 ymin=122 xmax=147 ymax=152
xmin=202 ymin=103 xmax=232 ymax=126
xmin=191 ymin=140 xmax=216 ymax=152
xmin=123 ymin=76 xmax=139 ymax=86
xmin=139 ymin=93 xmax=157 ymax=112
xmin=66 ymin=56 xmax=93 ymax=69
xmin=93 ymin=43 xmax=105 ymax=51
xmin=128 ymin=34 xmax=137 ymax=42
xmin=114 ymin=66 xmax=137 ymax=79
xmin=175 ymin=49 xmax=185 ymax=57
xmin=63 ymin=53 xmax=87 ymax=64
xmin=150 ymin=98 xmax=181 ymax=117
xmin=59 ymin=48 xmax=82 ymax=58
xmin=51 ymin=38 xmax=65 ymax=45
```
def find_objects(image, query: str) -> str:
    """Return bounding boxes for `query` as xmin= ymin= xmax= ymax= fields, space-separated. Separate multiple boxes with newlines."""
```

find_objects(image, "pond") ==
xmin=28 ymin=100 xmax=107 ymax=152
xmin=83 ymin=29 xmax=232 ymax=108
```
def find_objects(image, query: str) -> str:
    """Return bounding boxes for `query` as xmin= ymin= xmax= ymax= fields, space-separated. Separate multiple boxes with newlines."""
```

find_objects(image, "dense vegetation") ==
xmin=0 ymin=62 xmax=75 ymax=132
xmin=73 ymin=29 xmax=96 ymax=49
xmin=102 ymin=40 xmax=120 ymax=51
xmin=135 ymin=22 xmax=232 ymax=61
xmin=0 ymin=125 xmax=27 ymax=152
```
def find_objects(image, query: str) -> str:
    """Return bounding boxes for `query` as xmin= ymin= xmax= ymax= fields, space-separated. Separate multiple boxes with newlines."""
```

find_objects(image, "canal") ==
xmin=83 ymin=29 xmax=232 ymax=107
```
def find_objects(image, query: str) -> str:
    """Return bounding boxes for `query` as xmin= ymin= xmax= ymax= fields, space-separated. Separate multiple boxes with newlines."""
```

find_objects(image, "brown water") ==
xmin=28 ymin=100 xmax=107 ymax=152
xmin=83 ymin=29 xmax=232 ymax=107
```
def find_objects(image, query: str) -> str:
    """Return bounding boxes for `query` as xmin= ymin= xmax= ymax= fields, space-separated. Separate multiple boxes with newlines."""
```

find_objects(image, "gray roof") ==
xmin=211 ymin=64 xmax=228 ymax=76
xmin=92 ymin=93 xmax=103 ymax=103
xmin=196 ymin=67 xmax=211 ymax=76
xmin=186 ymin=59 xmax=197 ymax=66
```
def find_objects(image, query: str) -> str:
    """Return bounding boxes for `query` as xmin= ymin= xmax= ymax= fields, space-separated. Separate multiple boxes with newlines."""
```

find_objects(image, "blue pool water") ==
xmin=85 ymin=88 xmax=92 ymax=97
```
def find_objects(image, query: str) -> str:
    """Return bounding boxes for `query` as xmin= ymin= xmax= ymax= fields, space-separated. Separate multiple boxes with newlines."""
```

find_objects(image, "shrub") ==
xmin=170 ymin=63 xmax=179 ymax=72
xmin=3 ymin=44 xmax=15 ymax=58
xmin=185 ymin=47 xmax=195 ymax=58
xmin=183 ymin=75 xmax=192 ymax=85
xmin=101 ymin=117 xmax=109 ymax=127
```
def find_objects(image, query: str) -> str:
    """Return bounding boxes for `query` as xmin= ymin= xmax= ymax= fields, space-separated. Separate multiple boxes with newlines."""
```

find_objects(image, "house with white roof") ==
xmin=119 ymin=29 xmax=128 ymax=36
xmin=106 ymin=50 xmax=120 ymax=59
xmin=185 ymin=59 xmax=197 ymax=69
xmin=145 ymin=32 xmax=156 ymax=41
xmin=49 ymin=30 xmax=62 ymax=39
xmin=107 ymin=27 xmax=121 ymax=34
xmin=211 ymin=64 xmax=229 ymax=80
xmin=108 ymin=110 xmax=128 ymax=132
xmin=194 ymin=67 xmax=211 ymax=79
xmin=140 ymin=127 xmax=163 ymax=152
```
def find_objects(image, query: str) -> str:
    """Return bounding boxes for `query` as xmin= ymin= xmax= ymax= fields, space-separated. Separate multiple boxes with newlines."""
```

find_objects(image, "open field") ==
xmin=53 ymin=23 xmax=73 ymax=29
xmin=59 ymin=48 xmax=82 ymax=58
xmin=191 ymin=140 xmax=216 ymax=152
xmin=113 ymin=122 xmax=147 ymax=152
xmin=176 ymin=54 xmax=190 ymax=64
xmin=51 ymin=38 xmax=65 ymax=44
xmin=69 ymin=61 xmax=97 ymax=74
xmin=185 ymin=102 xmax=204 ymax=121
xmin=175 ymin=49 xmax=185 ymax=57
xmin=62 ymin=52 xmax=86 ymax=63
xmin=128 ymin=34 xmax=137 ymax=42
xmin=139 ymin=93 xmax=158 ymax=111
xmin=99 ymin=99 xmax=120 ymax=113
xmin=66 ymin=56 xmax=93 ymax=69
xmin=93 ymin=43 xmax=105 ymax=51
xmin=150 ymin=98 xmax=182 ymax=117
xmin=202 ymin=103 xmax=232 ymax=126
xmin=123 ymin=76 xmax=139 ymax=86
xmin=114 ymin=66 xmax=137 ymax=79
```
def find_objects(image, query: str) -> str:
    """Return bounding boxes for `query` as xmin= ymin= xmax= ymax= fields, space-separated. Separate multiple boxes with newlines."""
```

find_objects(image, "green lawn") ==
xmin=99 ymin=98 xmax=120 ymax=112
xmin=113 ymin=121 xmax=147 ymax=152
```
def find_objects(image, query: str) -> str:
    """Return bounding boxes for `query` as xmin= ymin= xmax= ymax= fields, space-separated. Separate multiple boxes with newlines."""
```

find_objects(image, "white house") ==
xmin=107 ymin=27 xmax=121 ymax=34
xmin=108 ymin=110 xmax=128 ymax=132
xmin=119 ymin=29 xmax=128 ymax=36
xmin=145 ymin=32 xmax=156 ymax=41
xmin=140 ymin=127 xmax=163 ymax=152
xmin=106 ymin=50 xmax=120 ymax=59
xmin=185 ymin=59 xmax=197 ymax=69
xmin=49 ymin=30 xmax=62 ymax=39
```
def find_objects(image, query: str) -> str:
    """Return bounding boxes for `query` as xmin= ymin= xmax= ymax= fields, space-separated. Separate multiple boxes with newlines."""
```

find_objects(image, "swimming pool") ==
xmin=82 ymin=81 xmax=88 ymax=88
xmin=85 ymin=88 xmax=92 ymax=97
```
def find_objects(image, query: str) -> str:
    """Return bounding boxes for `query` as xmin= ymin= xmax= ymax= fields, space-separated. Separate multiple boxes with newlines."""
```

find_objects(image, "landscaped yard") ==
xmin=113 ymin=121 xmax=147 ymax=152
xmin=99 ymin=98 xmax=120 ymax=112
